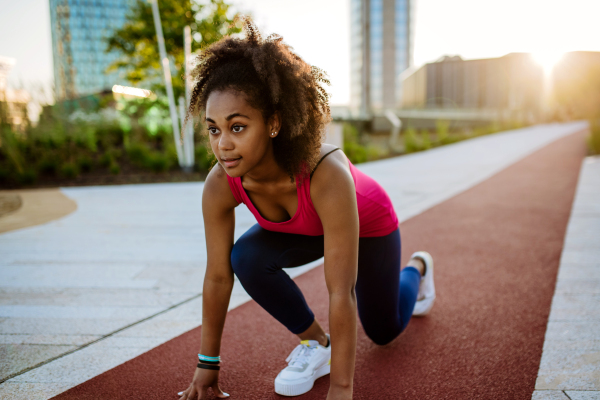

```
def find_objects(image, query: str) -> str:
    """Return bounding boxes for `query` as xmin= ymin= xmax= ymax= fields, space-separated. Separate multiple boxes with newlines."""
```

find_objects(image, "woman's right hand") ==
xmin=178 ymin=367 xmax=229 ymax=400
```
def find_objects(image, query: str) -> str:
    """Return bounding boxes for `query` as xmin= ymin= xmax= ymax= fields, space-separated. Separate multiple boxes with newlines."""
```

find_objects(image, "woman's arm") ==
xmin=180 ymin=164 xmax=239 ymax=400
xmin=311 ymin=149 xmax=360 ymax=400
xmin=200 ymin=164 xmax=238 ymax=357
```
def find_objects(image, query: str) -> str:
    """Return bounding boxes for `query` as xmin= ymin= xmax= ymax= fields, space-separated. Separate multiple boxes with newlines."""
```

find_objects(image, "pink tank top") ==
xmin=226 ymin=156 xmax=399 ymax=237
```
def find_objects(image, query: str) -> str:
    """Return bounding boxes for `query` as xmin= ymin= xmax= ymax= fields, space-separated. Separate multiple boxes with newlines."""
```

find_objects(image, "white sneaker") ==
xmin=411 ymin=251 xmax=436 ymax=316
xmin=274 ymin=335 xmax=331 ymax=396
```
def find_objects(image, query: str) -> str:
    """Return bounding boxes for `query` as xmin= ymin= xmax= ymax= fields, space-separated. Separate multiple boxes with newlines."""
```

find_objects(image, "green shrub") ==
xmin=0 ymin=128 xmax=25 ymax=173
xmin=342 ymin=123 xmax=370 ymax=164
xmin=126 ymin=143 xmax=151 ymax=167
xmin=420 ymin=130 xmax=432 ymax=150
xmin=18 ymin=169 xmax=37 ymax=185
xmin=195 ymin=144 xmax=215 ymax=171
xmin=109 ymin=161 xmax=121 ymax=175
xmin=148 ymin=153 xmax=170 ymax=173
xmin=109 ymin=148 xmax=123 ymax=160
xmin=343 ymin=123 xmax=360 ymax=143
xmin=38 ymin=156 xmax=60 ymax=175
xmin=77 ymin=155 xmax=93 ymax=172
xmin=164 ymin=144 xmax=179 ymax=167
xmin=403 ymin=126 xmax=420 ymax=153
xmin=97 ymin=124 xmax=126 ymax=149
xmin=366 ymin=145 xmax=381 ymax=161
xmin=588 ymin=122 xmax=600 ymax=155
xmin=73 ymin=125 xmax=98 ymax=152
xmin=344 ymin=141 xmax=368 ymax=164
xmin=435 ymin=120 xmax=452 ymax=145
xmin=60 ymin=162 xmax=79 ymax=179
xmin=0 ymin=166 xmax=9 ymax=183
xmin=98 ymin=153 xmax=113 ymax=168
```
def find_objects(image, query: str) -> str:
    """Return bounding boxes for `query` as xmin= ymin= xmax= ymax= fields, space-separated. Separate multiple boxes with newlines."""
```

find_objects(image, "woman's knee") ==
xmin=364 ymin=327 xmax=402 ymax=346
xmin=360 ymin=317 xmax=406 ymax=346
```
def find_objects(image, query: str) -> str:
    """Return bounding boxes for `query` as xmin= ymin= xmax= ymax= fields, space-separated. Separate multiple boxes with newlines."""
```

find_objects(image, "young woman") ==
xmin=178 ymin=20 xmax=435 ymax=400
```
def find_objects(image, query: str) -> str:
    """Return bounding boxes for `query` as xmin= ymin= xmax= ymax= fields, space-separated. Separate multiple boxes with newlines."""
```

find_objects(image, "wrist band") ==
xmin=197 ymin=363 xmax=220 ymax=371
xmin=197 ymin=358 xmax=220 ymax=365
xmin=198 ymin=354 xmax=221 ymax=363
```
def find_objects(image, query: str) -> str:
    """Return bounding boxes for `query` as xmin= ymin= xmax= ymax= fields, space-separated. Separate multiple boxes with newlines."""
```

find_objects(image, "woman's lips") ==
xmin=222 ymin=157 xmax=241 ymax=168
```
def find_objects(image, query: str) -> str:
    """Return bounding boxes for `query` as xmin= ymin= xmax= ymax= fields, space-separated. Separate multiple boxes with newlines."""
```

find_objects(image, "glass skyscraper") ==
xmin=49 ymin=0 xmax=133 ymax=100
xmin=350 ymin=0 xmax=414 ymax=116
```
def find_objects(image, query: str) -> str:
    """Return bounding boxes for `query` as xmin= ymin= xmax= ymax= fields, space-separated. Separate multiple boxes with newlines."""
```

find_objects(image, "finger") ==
xmin=213 ymin=383 xmax=230 ymax=398
xmin=197 ymin=386 xmax=209 ymax=400
xmin=179 ymin=386 xmax=194 ymax=400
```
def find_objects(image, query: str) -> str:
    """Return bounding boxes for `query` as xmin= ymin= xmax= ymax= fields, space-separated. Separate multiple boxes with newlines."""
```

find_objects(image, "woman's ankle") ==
xmin=297 ymin=320 xmax=329 ymax=347
xmin=406 ymin=258 xmax=426 ymax=276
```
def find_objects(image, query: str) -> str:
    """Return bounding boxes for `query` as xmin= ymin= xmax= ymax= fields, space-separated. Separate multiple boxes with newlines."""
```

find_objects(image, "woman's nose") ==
xmin=218 ymin=132 xmax=234 ymax=150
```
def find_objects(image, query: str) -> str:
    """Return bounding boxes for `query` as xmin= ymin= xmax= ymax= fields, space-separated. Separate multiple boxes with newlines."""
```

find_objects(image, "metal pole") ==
xmin=150 ymin=0 xmax=184 ymax=167
xmin=184 ymin=25 xmax=195 ymax=167
xmin=178 ymin=96 xmax=192 ymax=171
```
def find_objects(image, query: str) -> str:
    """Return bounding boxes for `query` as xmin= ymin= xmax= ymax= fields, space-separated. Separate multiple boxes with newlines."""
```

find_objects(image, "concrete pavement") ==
xmin=0 ymin=121 xmax=593 ymax=399
xmin=533 ymin=155 xmax=600 ymax=400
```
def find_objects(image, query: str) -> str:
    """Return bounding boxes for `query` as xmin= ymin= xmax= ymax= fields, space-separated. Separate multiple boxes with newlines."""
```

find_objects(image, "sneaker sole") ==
xmin=274 ymin=363 xmax=331 ymax=396
xmin=413 ymin=295 xmax=436 ymax=316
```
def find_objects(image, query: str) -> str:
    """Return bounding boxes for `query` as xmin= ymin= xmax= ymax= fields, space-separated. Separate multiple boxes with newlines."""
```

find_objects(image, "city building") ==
xmin=401 ymin=53 xmax=544 ymax=122
xmin=550 ymin=51 xmax=600 ymax=120
xmin=350 ymin=0 xmax=414 ymax=117
xmin=49 ymin=0 xmax=133 ymax=100
xmin=0 ymin=56 xmax=30 ymax=131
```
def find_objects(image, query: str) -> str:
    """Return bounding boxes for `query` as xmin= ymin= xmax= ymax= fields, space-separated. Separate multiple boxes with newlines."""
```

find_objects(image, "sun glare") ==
xmin=112 ymin=85 xmax=153 ymax=98
xmin=531 ymin=51 xmax=565 ymax=74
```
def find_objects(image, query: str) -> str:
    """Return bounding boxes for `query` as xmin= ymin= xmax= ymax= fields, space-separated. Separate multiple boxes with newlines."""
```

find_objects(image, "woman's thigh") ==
xmin=230 ymin=224 xmax=325 ymax=275
xmin=230 ymin=224 xmax=325 ymax=334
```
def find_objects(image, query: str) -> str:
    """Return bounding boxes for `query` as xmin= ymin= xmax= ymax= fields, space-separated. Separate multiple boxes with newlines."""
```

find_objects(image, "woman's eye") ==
xmin=232 ymin=125 xmax=245 ymax=133
xmin=207 ymin=127 xmax=219 ymax=135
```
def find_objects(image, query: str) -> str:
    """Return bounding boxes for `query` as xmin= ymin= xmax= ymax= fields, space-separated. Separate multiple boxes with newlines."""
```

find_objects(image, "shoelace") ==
xmin=286 ymin=342 xmax=318 ymax=368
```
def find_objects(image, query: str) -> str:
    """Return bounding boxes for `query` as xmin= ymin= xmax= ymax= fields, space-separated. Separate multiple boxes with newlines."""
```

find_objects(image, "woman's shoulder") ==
xmin=310 ymin=144 xmax=353 ymax=198
xmin=318 ymin=143 xmax=344 ymax=158
xmin=312 ymin=143 xmax=350 ymax=177
xmin=203 ymin=164 xmax=239 ymax=209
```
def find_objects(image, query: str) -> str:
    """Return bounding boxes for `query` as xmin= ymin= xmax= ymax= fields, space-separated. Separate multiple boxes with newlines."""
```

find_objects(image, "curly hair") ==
xmin=187 ymin=18 xmax=331 ymax=180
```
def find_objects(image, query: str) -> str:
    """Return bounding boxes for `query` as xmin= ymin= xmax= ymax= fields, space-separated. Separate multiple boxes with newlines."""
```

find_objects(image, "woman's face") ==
xmin=205 ymin=89 xmax=278 ymax=177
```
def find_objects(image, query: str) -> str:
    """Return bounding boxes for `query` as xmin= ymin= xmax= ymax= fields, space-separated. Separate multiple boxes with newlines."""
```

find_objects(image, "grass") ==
xmin=587 ymin=121 xmax=600 ymax=155
xmin=343 ymin=123 xmax=382 ymax=164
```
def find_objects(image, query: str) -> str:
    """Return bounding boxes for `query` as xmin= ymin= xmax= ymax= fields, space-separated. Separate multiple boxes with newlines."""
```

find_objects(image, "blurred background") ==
xmin=1 ymin=0 xmax=599 ymax=188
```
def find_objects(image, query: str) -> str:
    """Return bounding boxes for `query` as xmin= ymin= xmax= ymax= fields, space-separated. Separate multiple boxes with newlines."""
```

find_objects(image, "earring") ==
xmin=271 ymin=132 xmax=277 ymax=136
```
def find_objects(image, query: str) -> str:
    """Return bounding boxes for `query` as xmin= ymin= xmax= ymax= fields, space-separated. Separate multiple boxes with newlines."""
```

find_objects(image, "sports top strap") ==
xmin=310 ymin=148 xmax=341 ymax=179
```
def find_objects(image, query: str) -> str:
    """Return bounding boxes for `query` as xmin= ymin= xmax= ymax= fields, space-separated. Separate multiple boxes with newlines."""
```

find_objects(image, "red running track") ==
xmin=52 ymin=130 xmax=586 ymax=400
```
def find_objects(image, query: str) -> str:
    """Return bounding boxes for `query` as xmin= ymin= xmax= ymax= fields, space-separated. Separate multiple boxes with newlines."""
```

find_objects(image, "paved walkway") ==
xmin=533 ymin=155 xmax=600 ymax=400
xmin=0 ymin=121 xmax=593 ymax=399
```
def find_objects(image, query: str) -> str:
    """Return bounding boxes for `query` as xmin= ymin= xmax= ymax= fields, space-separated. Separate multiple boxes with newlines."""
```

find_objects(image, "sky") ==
xmin=1 ymin=0 xmax=600 ymax=107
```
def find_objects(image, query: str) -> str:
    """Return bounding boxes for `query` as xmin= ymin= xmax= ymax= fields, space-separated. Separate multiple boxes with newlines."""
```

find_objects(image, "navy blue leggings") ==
xmin=230 ymin=224 xmax=420 ymax=345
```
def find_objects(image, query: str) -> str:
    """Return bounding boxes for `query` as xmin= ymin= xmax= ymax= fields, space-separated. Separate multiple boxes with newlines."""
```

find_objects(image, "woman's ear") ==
xmin=268 ymin=111 xmax=281 ymax=137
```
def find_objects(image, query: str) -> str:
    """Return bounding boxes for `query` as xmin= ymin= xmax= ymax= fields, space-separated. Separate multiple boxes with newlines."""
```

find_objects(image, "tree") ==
xmin=105 ymin=0 xmax=240 ymax=98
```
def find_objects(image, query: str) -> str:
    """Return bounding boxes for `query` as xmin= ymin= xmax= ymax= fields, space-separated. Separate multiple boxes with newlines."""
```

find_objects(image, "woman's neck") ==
xmin=244 ymin=148 xmax=289 ymax=185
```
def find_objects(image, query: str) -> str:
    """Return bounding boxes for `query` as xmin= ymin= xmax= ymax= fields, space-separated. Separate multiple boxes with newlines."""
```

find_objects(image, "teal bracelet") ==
xmin=198 ymin=354 xmax=221 ymax=363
